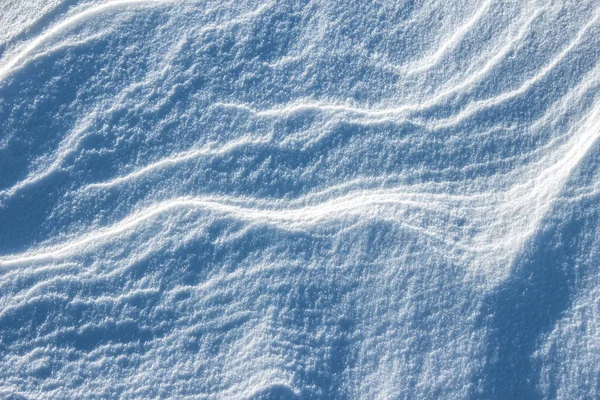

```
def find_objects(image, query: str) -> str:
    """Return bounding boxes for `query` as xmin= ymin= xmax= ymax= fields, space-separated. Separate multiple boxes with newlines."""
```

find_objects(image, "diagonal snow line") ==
xmin=0 ymin=0 xmax=177 ymax=83
xmin=210 ymin=6 xmax=598 ymax=127
xmin=401 ymin=0 xmax=493 ymax=75
xmin=81 ymin=136 xmax=273 ymax=190
xmin=0 ymin=1 xmax=275 ymax=205
xmin=3 ymin=97 xmax=599 ymax=268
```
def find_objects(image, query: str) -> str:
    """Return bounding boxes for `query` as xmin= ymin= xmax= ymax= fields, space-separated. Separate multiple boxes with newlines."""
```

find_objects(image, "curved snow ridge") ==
xmin=220 ymin=9 xmax=599 ymax=127
xmin=0 ymin=0 xmax=177 ymax=82
xmin=4 ymin=102 xmax=600 ymax=268
xmin=0 ymin=0 xmax=279 ymax=85
xmin=1 ymin=104 xmax=599 ymax=279
xmin=6 ymin=89 xmax=599 ymax=265
xmin=396 ymin=0 xmax=494 ymax=75
xmin=0 ymin=1 xmax=596 ymax=199
xmin=3 ymin=0 xmax=600 ymax=399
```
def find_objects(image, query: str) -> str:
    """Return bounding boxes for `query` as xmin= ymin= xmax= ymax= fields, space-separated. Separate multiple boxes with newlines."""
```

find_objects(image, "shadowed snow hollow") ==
xmin=1 ymin=0 xmax=600 ymax=399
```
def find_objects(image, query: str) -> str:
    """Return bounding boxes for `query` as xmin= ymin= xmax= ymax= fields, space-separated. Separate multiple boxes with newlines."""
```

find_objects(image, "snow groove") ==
xmin=1 ymin=0 xmax=600 ymax=399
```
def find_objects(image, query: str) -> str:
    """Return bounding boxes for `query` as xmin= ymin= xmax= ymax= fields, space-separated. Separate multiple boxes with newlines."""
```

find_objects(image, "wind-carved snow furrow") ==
xmin=0 ymin=193 xmax=473 ymax=266
xmin=81 ymin=136 xmax=274 ymax=191
xmin=0 ymin=2 xmax=573 ymax=208
xmin=202 ymin=8 xmax=559 ymax=126
xmin=398 ymin=0 xmax=492 ymax=76
xmin=211 ymin=5 xmax=597 ymax=131
xmin=431 ymin=9 xmax=600 ymax=127
xmin=3 ymin=97 xmax=600 ymax=270
xmin=3 ymin=2 xmax=600 ymax=399
xmin=0 ymin=0 xmax=177 ymax=83
xmin=0 ymin=0 xmax=276 ymax=85
xmin=3 ymin=88 xmax=599 ymax=266
xmin=0 ymin=0 xmax=79 ymax=54
xmin=0 ymin=113 xmax=97 ymax=206
xmin=73 ymin=55 xmax=595 ymax=203
xmin=0 ymin=1 xmax=276 ymax=205
xmin=248 ymin=4 xmax=545 ymax=124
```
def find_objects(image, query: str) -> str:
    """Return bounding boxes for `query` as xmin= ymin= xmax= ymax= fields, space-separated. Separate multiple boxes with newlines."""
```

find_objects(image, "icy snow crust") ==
xmin=1 ymin=0 xmax=600 ymax=398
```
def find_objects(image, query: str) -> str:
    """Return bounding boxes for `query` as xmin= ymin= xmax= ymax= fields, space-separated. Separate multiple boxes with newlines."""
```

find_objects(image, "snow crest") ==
xmin=1 ymin=1 xmax=600 ymax=398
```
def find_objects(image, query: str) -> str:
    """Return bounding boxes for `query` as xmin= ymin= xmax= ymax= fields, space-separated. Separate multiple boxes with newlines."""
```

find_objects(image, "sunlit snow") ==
xmin=1 ymin=1 xmax=600 ymax=398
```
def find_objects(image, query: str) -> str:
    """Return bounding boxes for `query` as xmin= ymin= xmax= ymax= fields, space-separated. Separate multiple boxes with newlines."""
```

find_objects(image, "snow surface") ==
xmin=1 ymin=0 xmax=600 ymax=398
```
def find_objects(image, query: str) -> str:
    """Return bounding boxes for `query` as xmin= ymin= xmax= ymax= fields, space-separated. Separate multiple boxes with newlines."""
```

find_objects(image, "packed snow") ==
xmin=1 ymin=0 xmax=600 ymax=398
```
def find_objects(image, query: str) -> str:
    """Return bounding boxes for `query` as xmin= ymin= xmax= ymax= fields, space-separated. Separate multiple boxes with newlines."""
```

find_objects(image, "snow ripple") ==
xmin=1 ymin=0 xmax=600 ymax=398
